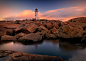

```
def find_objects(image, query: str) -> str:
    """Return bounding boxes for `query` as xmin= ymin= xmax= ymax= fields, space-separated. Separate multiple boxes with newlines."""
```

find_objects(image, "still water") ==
xmin=0 ymin=39 xmax=86 ymax=61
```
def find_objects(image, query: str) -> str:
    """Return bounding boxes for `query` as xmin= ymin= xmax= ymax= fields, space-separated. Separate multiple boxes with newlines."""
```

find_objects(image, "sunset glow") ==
xmin=0 ymin=0 xmax=86 ymax=21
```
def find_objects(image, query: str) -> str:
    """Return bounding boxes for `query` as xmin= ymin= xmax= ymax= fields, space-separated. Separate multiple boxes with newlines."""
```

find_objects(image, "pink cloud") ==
xmin=15 ymin=10 xmax=35 ymax=18
xmin=40 ymin=6 xmax=86 ymax=21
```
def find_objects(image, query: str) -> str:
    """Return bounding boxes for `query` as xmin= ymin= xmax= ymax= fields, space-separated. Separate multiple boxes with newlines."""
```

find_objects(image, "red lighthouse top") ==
xmin=35 ymin=8 xmax=38 ymax=12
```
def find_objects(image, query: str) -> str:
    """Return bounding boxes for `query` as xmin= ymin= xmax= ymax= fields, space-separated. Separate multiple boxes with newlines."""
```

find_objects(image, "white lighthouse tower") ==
xmin=35 ymin=8 xmax=38 ymax=20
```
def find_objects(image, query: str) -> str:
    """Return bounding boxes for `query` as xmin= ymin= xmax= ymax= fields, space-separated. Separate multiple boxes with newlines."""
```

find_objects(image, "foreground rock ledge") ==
xmin=0 ymin=50 xmax=63 ymax=61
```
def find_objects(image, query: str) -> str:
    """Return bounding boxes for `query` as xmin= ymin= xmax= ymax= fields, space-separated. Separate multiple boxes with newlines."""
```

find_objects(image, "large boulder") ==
xmin=41 ymin=30 xmax=51 ymax=35
xmin=1 ymin=35 xmax=17 ymax=41
xmin=58 ymin=25 xmax=84 ymax=38
xmin=14 ymin=23 xmax=38 ymax=34
xmin=57 ymin=32 xmax=70 ymax=38
xmin=38 ymin=25 xmax=48 ymax=31
xmin=25 ymin=23 xmax=38 ymax=33
xmin=51 ymin=27 xmax=59 ymax=34
xmin=68 ymin=23 xmax=83 ymax=30
xmin=14 ymin=24 xmax=25 ymax=33
xmin=22 ymin=28 xmax=30 ymax=34
xmin=18 ymin=33 xmax=43 ymax=42
xmin=45 ymin=34 xmax=57 ymax=39
xmin=68 ymin=17 xmax=86 ymax=28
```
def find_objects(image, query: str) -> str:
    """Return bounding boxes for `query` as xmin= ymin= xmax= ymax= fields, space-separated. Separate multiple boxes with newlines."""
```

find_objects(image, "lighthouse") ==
xmin=35 ymin=8 xmax=38 ymax=20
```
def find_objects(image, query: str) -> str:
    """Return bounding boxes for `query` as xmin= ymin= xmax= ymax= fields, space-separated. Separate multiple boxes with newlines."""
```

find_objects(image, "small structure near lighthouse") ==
xmin=35 ymin=8 xmax=38 ymax=20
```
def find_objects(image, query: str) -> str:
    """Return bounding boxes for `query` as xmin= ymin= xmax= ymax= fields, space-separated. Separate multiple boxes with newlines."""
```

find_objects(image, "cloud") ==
xmin=40 ymin=6 xmax=86 ymax=21
xmin=4 ymin=6 xmax=86 ymax=21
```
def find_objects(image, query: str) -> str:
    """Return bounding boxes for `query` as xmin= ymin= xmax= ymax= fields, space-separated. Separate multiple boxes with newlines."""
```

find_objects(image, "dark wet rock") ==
xmin=0 ymin=53 xmax=8 ymax=57
xmin=0 ymin=56 xmax=9 ymax=61
xmin=18 ymin=33 xmax=43 ymax=42
xmin=83 ymin=26 xmax=86 ymax=30
xmin=22 ymin=28 xmax=30 ymax=34
xmin=1 ymin=35 xmax=17 ymax=41
xmin=6 ymin=29 xmax=14 ymax=36
xmin=81 ymin=35 xmax=86 ymax=42
xmin=0 ymin=28 xmax=7 ymax=37
xmin=57 ymin=32 xmax=70 ymax=38
xmin=15 ymin=33 xmax=27 ymax=39
xmin=82 ymin=31 xmax=86 ymax=36
xmin=14 ymin=24 xmax=25 ymax=33
xmin=35 ymin=32 xmax=44 ymax=37
xmin=0 ymin=50 xmax=63 ymax=61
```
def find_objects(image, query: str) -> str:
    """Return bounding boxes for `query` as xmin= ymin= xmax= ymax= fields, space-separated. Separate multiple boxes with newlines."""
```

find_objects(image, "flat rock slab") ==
xmin=0 ymin=50 xmax=63 ymax=61
xmin=1 ymin=35 xmax=17 ymax=41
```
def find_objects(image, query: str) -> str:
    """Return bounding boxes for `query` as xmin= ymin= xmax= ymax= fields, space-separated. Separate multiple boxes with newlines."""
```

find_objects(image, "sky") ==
xmin=0 ymin=0 xmax=86 ymax=21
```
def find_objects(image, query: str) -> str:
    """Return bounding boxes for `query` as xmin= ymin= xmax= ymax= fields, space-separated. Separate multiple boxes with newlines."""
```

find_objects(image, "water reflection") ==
xmin=35 ymin=44 xmax=38 ymax=49
xmin=13 ymin=41 xmax=43 ymax=45
xmin=44 ymin=39 xmax=60 ymax=45
xmin=0 ymin=39 xmax=86 ymax=60
xmin=59 ymin=41 xmax=85 ymax=51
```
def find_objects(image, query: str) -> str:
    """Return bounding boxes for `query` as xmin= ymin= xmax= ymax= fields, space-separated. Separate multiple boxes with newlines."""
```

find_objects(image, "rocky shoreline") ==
xmin=0 ymin=17 xmax=86 ymax=61
xmin=0 ymin=17 xmax=86 ymax=42
xmin=0 ymin=50 xmax=63 ymax=61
